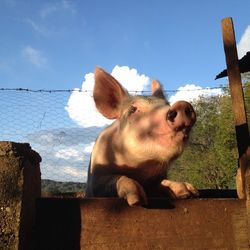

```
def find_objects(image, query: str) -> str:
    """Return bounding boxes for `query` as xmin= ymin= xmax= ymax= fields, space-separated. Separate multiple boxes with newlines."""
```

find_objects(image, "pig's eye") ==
xmin=128 ymin=106 xmax=137 ymax=115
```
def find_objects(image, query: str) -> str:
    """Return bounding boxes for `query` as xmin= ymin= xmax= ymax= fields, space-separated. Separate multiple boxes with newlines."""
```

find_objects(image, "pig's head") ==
xmin=94 ymin=68 xmax=196 ymax=166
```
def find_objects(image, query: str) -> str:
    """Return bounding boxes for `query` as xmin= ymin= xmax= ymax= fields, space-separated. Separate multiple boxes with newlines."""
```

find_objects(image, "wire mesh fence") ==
xmin=0 ymin=89 xmax=95 ymax=184
xmin=0 ymin=86 xmax=249 ymax=192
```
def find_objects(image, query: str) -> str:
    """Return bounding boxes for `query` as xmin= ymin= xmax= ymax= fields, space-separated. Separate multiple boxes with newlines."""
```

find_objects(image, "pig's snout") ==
xmin=166 ymin=101 xmax=196 ymax=133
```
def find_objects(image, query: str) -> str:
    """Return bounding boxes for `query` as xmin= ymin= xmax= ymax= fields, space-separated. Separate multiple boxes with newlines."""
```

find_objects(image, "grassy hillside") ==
xmin=41 ymin=179 xmax=86 ymax=194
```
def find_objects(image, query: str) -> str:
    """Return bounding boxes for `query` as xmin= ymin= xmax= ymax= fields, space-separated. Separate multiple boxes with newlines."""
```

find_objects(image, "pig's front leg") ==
xmin=91 ymin=174 xmax=147 ymax=206
xmin=160 ymin=180 xmax=199 ymax=199
xmin=117 ymin=176 xmax=147 ymax=206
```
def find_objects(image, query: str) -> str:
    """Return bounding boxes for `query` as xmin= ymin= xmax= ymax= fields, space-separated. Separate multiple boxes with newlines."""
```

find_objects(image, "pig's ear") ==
xmin=94 ymin=67 xmax=129 ymax=119
xmin=151 ymin=80 xmax=166 ymax=100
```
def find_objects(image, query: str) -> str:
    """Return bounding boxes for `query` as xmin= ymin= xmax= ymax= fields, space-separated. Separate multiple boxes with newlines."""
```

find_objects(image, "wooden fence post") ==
xmin=0 ymin=142 xmax=41 ymax=250
xmin=221 ymin=17 xmax=250 ymax=200
xmin=221 ymin=17 xmax=250 ymax=243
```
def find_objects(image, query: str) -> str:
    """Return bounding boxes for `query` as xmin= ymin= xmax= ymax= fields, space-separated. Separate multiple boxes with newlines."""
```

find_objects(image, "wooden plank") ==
xmin=34 ymin=198 xmax=81 ymax=250
xmin=221 ymin=18 xmax=248 ymax=127
xmin=34 ymin=198 xmax=249 ymax=249
xmin=0 ymin=142 xmax=41 ymax=250
xmin=80 ymin=198 xmax=249 ymax=249
xmin=221 ymin=17 xmax=250 ymax=200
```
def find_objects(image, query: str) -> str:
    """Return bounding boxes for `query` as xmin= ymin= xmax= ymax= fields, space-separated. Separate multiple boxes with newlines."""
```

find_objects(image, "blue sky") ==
xmin=1 ymin=0 xmax=250 ymax=183
xmin=1 ymin=0 xmax=250 ymax=91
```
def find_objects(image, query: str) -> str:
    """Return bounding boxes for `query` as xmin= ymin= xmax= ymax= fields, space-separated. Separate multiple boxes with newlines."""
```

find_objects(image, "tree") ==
xmin=168 ymin=91 xmax=239 ymax=189
xmin=242 ymin=72 xmax=250 ymax=83
xmin=243 ymin=81 xmax=250 ymax=128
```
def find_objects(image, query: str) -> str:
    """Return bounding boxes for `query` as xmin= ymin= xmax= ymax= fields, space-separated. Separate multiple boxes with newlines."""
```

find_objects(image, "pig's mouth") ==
xmin=175 ymin=126 xmax=191 ymax=138
xmin=175 ymin=127 xmax=193 ymax=143
xmin=166 ymin=101 xmax=196 ymax=139
xmin=165 ymin=118 xmax=193 ymax=141
xmin=149 ymin=129 xmax=190 ymax=144
xmin=182 ymin=132 xmax=190 ymax=141
xmin=139 ymin=119 xmax=192 ymax=144
xmin=174 ymin=130 xmax=190 ymax=141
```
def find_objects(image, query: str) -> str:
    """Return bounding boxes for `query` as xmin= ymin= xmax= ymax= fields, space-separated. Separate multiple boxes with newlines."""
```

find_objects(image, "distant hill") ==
xmin=41 ymin=179 xmax=86 ymax=194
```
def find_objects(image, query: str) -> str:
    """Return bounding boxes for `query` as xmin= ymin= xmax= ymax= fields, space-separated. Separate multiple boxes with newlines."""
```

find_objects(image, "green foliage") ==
xmin=244 ymin=82 xmax=250 ymax=128
xmin=242 ymin=72 xmax=250 ymax=82
xmin=41 ymin=83 xmax=250 ymax=191
xmin=42 ymin=179 xmax=86 ymax=194
xmin=168 ymin=87 xmax=247 ymax=189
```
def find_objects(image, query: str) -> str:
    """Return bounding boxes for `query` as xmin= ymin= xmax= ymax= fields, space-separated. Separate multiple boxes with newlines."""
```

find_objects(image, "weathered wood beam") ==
xmin=35 ymin=198 xmax=249 ymax=249
xmin=0 ymin=142 xmax=41 ymax=250
xmin=221 ymin=17 xmax=250 ymax=200
xmin=221 ymin=17 xmax=250 ymax=245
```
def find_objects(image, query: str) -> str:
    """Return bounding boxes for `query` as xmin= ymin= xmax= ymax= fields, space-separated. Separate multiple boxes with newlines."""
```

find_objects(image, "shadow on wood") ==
xmin=34 ymin=195 xmax=249 ymax=250
xmin=34 ymin=199 xmax=81 ymax=250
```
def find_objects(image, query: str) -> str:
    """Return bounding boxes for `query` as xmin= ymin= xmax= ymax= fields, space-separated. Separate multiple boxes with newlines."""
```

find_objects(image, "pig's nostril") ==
xmin=167 ymin=110 xmax=177 ymax=122
xmin=185 ymin=107 xmax=193 ymax=118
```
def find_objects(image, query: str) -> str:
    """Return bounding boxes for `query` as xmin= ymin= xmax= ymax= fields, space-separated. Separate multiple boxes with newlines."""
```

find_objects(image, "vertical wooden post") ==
xmin=0 ymin=142 xmax=41 ymax=250
xmin=221 ymin=17 xmax=250 ymax=200
xmin=221 ymin=17 xmax=250 ymax=199
xmin=221 ymin=17 xmax=250 ymax=243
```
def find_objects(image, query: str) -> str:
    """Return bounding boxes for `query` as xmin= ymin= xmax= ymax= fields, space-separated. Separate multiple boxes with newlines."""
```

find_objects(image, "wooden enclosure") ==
xmin=33 ymin=197 xmax=249 ymax=250
xmin=0 ymin=17 xmax=250 ymax=250
xmin=33 ymin=17 xmax=250 ymax=250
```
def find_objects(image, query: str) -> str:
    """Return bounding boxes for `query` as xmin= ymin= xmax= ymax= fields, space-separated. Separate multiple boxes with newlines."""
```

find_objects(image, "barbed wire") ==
xmin=0 ymin=86 xmax=249 ymax=189
xmin=0 ymin=86 xmax=229 ymax=93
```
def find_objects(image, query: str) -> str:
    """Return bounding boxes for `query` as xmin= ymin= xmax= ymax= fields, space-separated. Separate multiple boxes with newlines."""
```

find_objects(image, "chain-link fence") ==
xmin=0 ymin=89 xmax=92 ymax=183
xmin=0 ymin=86 xmax=249 ymax=192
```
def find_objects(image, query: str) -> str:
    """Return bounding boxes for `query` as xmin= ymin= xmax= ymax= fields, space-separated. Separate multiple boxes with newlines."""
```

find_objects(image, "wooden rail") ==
xmin=34 ymin=197 xmax=249 ymax=250
xmin=1 ymin=17 xmax=250 ymax=250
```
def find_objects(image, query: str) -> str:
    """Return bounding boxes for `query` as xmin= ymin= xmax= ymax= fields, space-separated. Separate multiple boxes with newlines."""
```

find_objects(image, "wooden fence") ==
xmin=0 ymin=17 xmax=250 ymax=250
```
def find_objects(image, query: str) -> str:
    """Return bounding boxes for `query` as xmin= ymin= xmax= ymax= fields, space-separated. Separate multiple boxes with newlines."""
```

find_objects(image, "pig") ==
xmin=86 ymin=67 xmax=199 ymax=206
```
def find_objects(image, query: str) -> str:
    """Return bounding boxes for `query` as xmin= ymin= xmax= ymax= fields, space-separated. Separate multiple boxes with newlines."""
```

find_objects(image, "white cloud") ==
xmin=55 ymin=148 xmax=83 ymax=160
xmin=66 ymin=66 xmax=223 ymax=128
xmin=41 ymin=5 xmax=57 ymax=18
xmin=31 ymin=142 xmax=88 ymax=182
xmin=63 ymin=166 xmax=87 ymax=179
xmin=26 ymin=127 xmax=102 ymax=146
xmin=27 ymin=66 xmax=225 ymax=183
xmin=22 ymin=46 xmax=47 ymax=67
xmin=237 ymin=25 xmax=250 ymax=59
xmin=26 ymin=19 xmax=48 ymax=35
xmin=65 ymin=65 xmax=150 ymax=128
xmin=169 ymin=84 xmax=222 ymax=104
xmin=111 ymin=65 xmax=150 ymax=93
xmin=40 ymin=0 xmax=76 ymax=18
xmin=84 ymin=142 xmax=95 ymax=154
xmin=26 ymin=128 xmax=99 ymax=182
xmin=61 ymin=0 xmax=75 ymax=12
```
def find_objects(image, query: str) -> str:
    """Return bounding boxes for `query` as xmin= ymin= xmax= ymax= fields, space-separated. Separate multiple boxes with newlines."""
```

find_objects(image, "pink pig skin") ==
xmin=86 ymin=68 xmax=198 ymax=206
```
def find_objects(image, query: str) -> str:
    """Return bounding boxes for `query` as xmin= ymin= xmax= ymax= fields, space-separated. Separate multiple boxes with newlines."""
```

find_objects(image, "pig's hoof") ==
xmin=117 ymin=176 xmax=148 ymax=206
xmin=127 ymin=193 xmax=147 ymax=206
xmin=160 ymin=180 xmax=199 ymax=199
